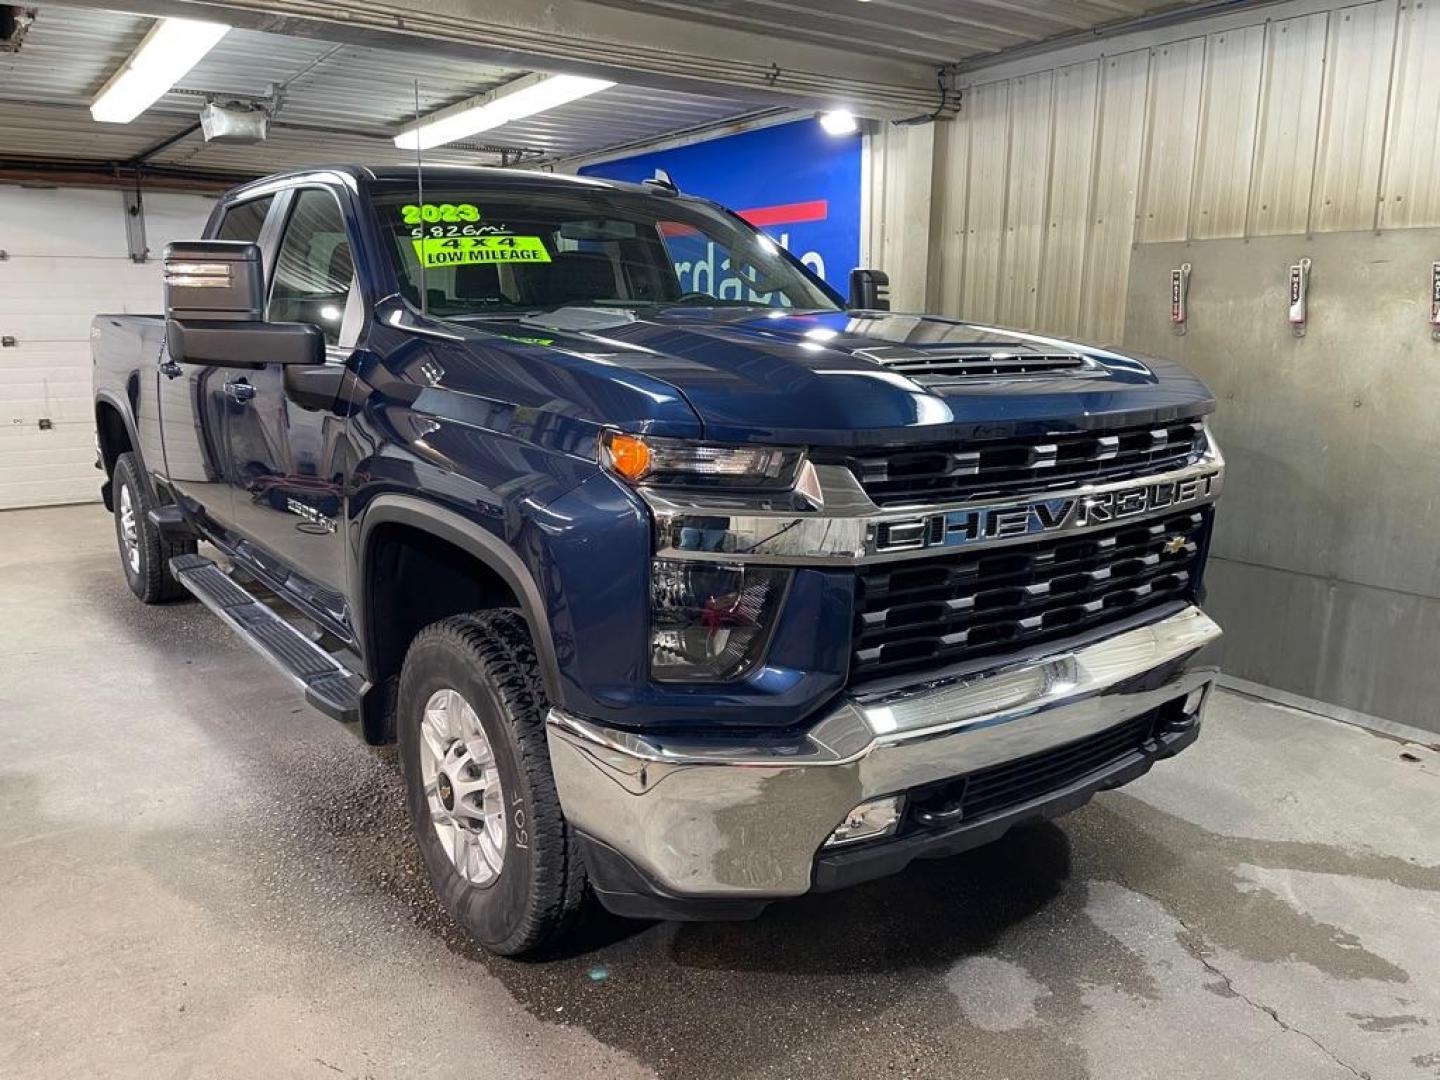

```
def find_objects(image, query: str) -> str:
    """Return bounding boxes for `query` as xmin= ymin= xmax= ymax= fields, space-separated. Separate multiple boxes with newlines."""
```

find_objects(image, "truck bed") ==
xmin=92 ymin=313 xmax=167 ymax=488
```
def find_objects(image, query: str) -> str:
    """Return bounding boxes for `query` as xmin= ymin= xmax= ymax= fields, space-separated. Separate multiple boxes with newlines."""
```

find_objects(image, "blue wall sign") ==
xmin=579 ymin=118 xmax=861 ymax=294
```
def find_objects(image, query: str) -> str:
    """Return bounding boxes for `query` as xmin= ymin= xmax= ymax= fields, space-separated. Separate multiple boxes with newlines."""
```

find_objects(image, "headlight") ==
xmin=601 ymin=431 xmax=805 ymax=491
xmin=650 ymin=559 xmax=789 ymax=681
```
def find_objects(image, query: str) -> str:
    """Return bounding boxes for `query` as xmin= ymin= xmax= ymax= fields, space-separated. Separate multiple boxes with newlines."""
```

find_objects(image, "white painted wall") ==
xmin=0 ymin=186 xmax=214 ymax=510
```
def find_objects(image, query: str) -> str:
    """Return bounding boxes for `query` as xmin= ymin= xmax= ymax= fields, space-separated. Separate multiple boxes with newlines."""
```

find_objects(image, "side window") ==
xmin=657 ymin=223 xmax=789 ymax=306
xmin=215 ymin=196 xmax=274 ymax=243
xmin=268 ymin=189 xmax=354 ymax=346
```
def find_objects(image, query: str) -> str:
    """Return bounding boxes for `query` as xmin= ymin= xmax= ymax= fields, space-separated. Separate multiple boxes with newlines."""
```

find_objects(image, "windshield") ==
xmin=372 ymin=185 xmax=842 ymax=317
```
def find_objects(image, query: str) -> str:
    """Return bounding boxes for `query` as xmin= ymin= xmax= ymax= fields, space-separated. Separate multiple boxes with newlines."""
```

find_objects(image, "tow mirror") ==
xmin=162 ymin=240 xmax=325 ymax=368
xmin=848 ymin=268 xmax=890 ymax=312
xmin=164 ymin=240 xmax=263 ymax=321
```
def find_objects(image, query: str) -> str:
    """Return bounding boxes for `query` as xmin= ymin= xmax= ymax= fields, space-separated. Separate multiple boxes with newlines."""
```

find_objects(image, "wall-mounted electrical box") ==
xmin=1288 ymin=258 xmax=1311 ymax=337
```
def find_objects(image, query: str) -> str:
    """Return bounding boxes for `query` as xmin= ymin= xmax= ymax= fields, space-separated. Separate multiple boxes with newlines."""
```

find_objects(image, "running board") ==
xmin=169 ymin=553 xmax=363 ymax=723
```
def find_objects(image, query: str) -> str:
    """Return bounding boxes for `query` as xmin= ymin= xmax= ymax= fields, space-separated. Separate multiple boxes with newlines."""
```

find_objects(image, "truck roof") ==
xmin=223 ymin=163 xmax=662 ymax=202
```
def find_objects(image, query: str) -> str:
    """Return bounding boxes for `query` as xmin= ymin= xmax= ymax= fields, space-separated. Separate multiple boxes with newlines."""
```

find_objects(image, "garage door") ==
xmin=0 ymin=186 xmax=214 ymax=509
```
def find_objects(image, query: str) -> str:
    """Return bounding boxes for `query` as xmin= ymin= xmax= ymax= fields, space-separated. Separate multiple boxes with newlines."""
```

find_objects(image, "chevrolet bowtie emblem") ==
xmin=1163 ymin=535 xmax=1189 ymax=555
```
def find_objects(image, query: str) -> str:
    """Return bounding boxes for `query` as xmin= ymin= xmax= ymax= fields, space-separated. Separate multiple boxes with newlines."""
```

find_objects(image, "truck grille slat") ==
xmin=830 ymin=419 xmax=1206 ymax=506
xmin=851 ymin=510 xmax=1208 ymax=681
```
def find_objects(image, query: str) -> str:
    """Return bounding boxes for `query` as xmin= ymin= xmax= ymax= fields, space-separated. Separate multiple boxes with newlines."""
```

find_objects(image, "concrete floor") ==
xmin=3 ymin=503 xmax=1439 ymax=1080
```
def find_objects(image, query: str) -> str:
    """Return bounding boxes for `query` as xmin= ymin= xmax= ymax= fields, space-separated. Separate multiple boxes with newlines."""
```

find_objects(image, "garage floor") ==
xmin=3 ymin=504 xmax=1439 ymax=1080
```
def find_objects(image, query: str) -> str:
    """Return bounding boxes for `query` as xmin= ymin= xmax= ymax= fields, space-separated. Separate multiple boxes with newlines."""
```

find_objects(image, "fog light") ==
xmin=824 ymin=795 xmax=904 ymax=847
xmin=1161 ymin=685 xmax=1209 ymax=735
xmin=1183 ymin=686 xmax=1208 ymax=717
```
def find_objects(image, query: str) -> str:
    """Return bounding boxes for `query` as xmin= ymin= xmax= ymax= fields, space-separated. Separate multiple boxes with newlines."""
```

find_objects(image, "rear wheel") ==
xmin=112 ymin=452 xmax=196 ymax=604
xmin=397 ymin=610 xmax=587 ymax=956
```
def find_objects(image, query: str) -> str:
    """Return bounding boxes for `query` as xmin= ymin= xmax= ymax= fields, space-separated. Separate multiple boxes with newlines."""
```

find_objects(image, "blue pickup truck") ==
xmin=91 ymin=164 xmax=1224 ymax=955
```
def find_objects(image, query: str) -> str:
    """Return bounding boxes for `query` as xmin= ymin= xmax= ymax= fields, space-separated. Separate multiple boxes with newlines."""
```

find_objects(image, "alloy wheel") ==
xmin=418 ymin=688 xmax=508 ymax=886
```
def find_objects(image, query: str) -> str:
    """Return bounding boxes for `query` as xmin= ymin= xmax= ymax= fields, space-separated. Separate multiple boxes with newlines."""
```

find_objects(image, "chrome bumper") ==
xmin=546 ymin=605 xmax=1222 ymax=900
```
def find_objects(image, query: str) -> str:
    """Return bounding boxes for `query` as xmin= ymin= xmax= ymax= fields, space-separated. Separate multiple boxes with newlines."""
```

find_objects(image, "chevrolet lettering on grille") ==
xmin=872 ymin=469 xmax=1222 ymax=554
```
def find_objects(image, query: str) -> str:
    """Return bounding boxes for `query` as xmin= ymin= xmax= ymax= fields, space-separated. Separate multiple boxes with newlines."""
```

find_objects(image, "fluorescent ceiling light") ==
xmin=395 ymin=73 xmax=616 ymax=151
xmin=90 ymin=18 xmax=229 ymax=124
xmin=819 ymin=110 xmax=858 ymax=136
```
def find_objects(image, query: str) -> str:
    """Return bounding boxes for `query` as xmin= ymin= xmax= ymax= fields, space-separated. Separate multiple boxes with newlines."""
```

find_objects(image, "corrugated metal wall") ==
xmin=861 ymin=121 xmax=936 ymax=314
xmin=883 ymin=0 xmax=1440 ymax=342
xmin=862 ymin=0 xmax=1440 ymax=730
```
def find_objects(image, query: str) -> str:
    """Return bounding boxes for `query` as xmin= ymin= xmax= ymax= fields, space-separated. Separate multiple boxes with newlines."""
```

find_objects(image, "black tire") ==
xmin=397 ymin=610 xmax=587 ymax=956
xmin=111 ymin=452 xmax=197 ymax=604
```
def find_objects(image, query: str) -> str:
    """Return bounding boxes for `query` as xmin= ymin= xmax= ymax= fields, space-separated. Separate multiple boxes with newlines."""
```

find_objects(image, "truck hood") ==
xmin=437 ymin=306 xmax=1214 ymax=447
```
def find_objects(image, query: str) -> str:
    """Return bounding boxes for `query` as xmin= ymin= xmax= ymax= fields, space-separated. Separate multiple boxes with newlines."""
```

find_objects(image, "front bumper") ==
xmin=546 ymin=604 xmax=1222 ymax=916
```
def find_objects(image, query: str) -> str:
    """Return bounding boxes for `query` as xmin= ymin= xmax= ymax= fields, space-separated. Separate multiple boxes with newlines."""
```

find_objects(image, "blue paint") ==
xmin=580 ymin=119 xmax=862 ymax=293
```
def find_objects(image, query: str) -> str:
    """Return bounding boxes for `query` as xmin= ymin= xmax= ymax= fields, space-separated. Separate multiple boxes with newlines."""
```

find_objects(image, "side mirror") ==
xmin=848 ymin=268 xmax=890 ymax=312
xmin=164 ymin=240 xmax=263 ymax=321
xmin=162 ymin=239 xmax=326 ymax=368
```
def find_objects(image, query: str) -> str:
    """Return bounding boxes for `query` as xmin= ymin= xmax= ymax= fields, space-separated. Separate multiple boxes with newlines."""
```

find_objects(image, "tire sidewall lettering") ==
xmin=511 ymin=793 xmax=529 ymax=851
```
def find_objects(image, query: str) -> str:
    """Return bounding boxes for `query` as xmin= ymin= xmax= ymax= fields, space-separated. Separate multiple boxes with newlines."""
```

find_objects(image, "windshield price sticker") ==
xmin=400 ymin=203 xmax=481 ymax=225
xmin=412 ymin=235 xmax=552 ymax=267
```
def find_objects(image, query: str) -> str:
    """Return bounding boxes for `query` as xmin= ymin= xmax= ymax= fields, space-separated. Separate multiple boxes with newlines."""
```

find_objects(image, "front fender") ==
xmin=355 ymin=493 xmax=565 ymax=702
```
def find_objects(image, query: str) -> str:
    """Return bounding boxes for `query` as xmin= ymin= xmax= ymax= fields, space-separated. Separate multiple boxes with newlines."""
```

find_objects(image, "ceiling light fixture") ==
xmin=394 ymin=73 xmax=616 ymax=151
xmin=90 ymin=17 xmax=230 ymax=124
xmin=818 ymin=109 xmax=859 ymax=136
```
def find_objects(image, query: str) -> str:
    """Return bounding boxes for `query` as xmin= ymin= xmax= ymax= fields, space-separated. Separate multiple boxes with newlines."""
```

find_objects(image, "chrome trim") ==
xmin=377 ymin=298 xmax=468 ymax=342
xmin=163 ymin=262 xmax=232 ymax=287
xmin=229 ymin=169 xmax=361 ymax=201
xmin=546 ymin=604 xmax=1221 ymax=898
xmin=643 ymin=443 xmax=1223 ymax=566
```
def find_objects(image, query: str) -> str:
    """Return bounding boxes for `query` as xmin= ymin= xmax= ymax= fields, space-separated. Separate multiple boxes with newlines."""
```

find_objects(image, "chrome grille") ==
xmin=850 ymin=509 xmax=1208 ymax=682
xmin=832 ymin=419 xmax=1207 ymax=507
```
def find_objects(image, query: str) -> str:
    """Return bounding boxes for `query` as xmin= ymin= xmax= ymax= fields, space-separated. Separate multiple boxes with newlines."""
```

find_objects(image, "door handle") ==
xmin=224 ymin=380 xmax=256 ymax=404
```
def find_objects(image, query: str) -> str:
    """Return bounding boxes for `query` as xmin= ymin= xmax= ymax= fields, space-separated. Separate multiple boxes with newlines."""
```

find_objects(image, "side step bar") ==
xmin=169 ymin=553 xmax=363 ymax=723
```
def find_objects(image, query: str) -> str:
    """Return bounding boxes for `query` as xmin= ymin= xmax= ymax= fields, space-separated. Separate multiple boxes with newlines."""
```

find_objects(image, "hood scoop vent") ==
xmin=855 ymin=344 xmax=1094 ymax=379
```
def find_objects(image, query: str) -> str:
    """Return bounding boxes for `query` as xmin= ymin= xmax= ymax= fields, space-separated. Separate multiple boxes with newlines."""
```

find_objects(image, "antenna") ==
xmin=643 ymin=168 xmax=679 ymax=194
xmin=413 ymin=79 xmax=428 ymax=316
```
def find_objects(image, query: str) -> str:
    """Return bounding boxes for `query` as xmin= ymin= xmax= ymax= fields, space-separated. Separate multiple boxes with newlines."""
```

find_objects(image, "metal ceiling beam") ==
xmin=32 ymin=0 xmax=953 ymax=118
xmin=0 ymin=157 xmax=248 ymax=190
xmin=127 ymin=120 xmax=202 ymax=165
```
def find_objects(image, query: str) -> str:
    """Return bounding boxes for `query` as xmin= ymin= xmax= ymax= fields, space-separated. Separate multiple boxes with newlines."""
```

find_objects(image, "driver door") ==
xmin=157 ymin=194 xmax=277 ymax=529
xmin=221 ymin=184 xmax=361 ymax=633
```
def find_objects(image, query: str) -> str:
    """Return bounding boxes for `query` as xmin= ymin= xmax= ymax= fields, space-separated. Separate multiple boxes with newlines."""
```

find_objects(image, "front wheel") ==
xmin=397 ymin=610 xmax=587 ymax=956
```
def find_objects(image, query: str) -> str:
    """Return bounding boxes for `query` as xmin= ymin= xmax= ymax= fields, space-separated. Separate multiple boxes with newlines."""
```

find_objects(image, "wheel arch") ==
xmin=356 ymin=495 xmax=563 ymax=744
xmin=95 ymin=392 xmax=157 ymax=510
